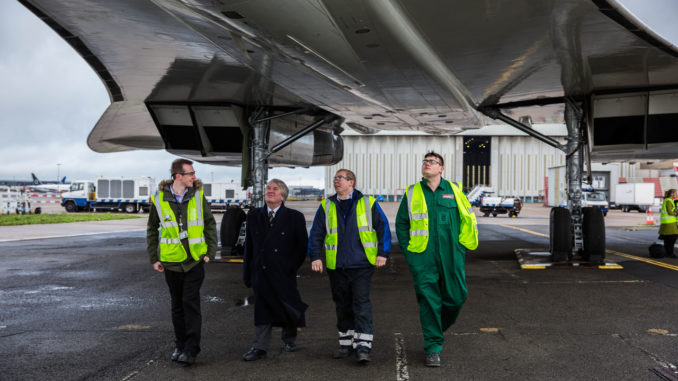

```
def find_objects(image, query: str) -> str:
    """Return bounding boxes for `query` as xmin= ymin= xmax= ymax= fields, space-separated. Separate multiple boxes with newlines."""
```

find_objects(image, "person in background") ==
xmin=659 ymin=188 xmax=678 ymax=258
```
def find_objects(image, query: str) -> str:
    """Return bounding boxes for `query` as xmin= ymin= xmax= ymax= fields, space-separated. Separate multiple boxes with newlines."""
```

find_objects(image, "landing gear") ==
xmin=481 ymin=97 xmax=606 ymax=263
xmin=220 ymin=207 xmax=246 ymax=256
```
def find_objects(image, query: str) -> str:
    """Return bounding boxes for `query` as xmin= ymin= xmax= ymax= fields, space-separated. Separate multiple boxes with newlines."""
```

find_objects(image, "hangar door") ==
xmin=462 ymin=136 xmax=491 ymax=191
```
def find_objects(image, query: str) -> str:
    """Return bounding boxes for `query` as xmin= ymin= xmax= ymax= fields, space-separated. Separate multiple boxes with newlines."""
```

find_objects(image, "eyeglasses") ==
xmin=179 ymin=171 xmax=196 ymax=176
xmin=422 ymin=159 xmax=441 ymax=165
xmin=333 ymin=176 xmax=352 ymax=181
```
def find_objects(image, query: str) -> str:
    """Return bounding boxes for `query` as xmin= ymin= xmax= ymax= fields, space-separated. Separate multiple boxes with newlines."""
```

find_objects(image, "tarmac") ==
xmin=2 ymin=202 xmax=678 ymax=380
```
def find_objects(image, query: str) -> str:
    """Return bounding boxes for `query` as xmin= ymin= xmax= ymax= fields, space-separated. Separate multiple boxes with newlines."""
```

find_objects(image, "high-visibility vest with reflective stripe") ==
xmin=660 ymin=198 xmax=677 ymax=225
xmin=151 ymin=189 xmax=207 ymax=262
xmin=405 ymin=181 xmax=478 ymax=253
xmin=321 ymin=195 xmax=378 ymax=270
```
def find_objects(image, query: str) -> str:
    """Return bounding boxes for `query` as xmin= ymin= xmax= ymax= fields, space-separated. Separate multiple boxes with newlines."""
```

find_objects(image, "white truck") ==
xmin=615 ymin=183 xmax=655 ymax=212
xmin=203 ymin=182 xmax=250 ymax=211
xmin=479 ymin=194 xmax=522 ymax=217
xmin=547 ymin=166 xmax=610 ymax=216
xmin=60 ymin=177 xmax=155 ymax=213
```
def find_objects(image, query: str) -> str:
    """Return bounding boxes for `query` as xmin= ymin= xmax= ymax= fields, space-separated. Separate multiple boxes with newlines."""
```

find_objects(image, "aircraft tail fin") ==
xmin=61 ymin=176 xmax=66 ymax=184
xmin=31 ymin=173 xmax=41 ymax=185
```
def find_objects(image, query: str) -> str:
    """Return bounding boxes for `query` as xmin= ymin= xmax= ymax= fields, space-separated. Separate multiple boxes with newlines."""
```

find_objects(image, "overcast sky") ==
xmin=0 ymin=1 xmax=323 ymax=188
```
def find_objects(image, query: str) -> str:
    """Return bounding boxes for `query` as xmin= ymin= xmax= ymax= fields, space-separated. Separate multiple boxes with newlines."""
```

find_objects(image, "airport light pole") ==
xmin=57 ymin=163 xmax=62 ymax=184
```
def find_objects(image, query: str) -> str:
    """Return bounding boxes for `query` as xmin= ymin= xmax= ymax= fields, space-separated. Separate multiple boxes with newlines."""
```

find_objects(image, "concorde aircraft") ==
xmin=18 ymin=0 xmax=678 ymax=262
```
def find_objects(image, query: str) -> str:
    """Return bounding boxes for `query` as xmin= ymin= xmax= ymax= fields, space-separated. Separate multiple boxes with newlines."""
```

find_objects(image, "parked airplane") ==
xmin=28 ymin=173 xmax=70 ymax=193
xmin=18 ymin=0 xmax=678 ymax=262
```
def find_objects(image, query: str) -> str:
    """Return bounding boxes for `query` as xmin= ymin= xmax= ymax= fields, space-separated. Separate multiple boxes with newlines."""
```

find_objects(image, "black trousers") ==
xmin=252 ymin=324 xmax=297 ymax=351
xmin=664 ymin=235 xmax=678 ymax=256
xmin=164 ymin=262 xmax=205 ymax=356
xmin=327 ymin=267 xmax=374 ymax=352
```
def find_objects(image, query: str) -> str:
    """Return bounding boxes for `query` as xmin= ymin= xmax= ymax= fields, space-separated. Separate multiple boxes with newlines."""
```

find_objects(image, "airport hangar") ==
xmin=323 ymin=124 xmax=660 ymax=202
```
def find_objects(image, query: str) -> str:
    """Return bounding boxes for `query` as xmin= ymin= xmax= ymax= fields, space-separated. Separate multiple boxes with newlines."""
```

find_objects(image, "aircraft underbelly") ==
xmin=19 ymin=0 xmax=678 ymax=161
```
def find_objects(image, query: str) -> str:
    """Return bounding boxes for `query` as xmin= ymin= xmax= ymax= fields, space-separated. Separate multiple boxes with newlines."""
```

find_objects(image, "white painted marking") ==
xmin=394 ymin=332 xmax=409 ymax=381
xmin=0 ymin=229 xmax=145 ymax=242
xmin=121 ymin=370 xmax=139 ymax=381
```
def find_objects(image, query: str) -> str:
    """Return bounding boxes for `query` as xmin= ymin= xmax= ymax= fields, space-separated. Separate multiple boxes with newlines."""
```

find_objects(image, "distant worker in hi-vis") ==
xmin=659 ymin=188 xmax=678 ymax=258
xmin=308 ymin=169 xmax=391 ymax=364
xmin=395 ymin=151 xmax=478 ymax=367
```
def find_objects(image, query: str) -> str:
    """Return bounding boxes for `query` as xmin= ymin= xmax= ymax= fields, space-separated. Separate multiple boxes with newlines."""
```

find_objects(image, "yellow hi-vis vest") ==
xmin=405 ymin=181 xmax=478 ymax=252
xmin=321 ymin=195 xmax=378 ymax=270
xmin=661 ymin=198 xmax=677 ymax=225
xmin=151 ymin=189 xmax=207 ymax=262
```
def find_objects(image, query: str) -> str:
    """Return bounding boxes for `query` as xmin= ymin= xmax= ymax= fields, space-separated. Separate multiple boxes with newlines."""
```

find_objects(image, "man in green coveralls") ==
xmin=395 ymin=151 xmax=478 ymax=367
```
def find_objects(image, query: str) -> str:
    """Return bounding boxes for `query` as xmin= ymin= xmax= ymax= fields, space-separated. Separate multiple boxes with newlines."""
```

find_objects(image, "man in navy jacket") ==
xmin=308 ymin=169 xmax=391 ymax=363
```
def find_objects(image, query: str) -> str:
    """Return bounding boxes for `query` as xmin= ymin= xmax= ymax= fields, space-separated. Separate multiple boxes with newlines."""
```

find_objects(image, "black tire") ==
xmin=34 ymin=207 xmax=42 ymax=215
xmin=65 ymin=201 xmax=77 ymax=213
xmin=220 ymin=207 xmax=246 ymax=254
xmin=483 ymin=213 xmax=489 ymax=217
xmin=492 ymin=212 xmax=498 ymax=217
xmin=550 ymin=207 xmax=572 ymax=262
xmin=124 ymin=204 xmax=137 ymax=213
xmin=582 ymin=207 xmax=606 ymax=263
xmin=621 ymin=206 xmax=628 ymax=213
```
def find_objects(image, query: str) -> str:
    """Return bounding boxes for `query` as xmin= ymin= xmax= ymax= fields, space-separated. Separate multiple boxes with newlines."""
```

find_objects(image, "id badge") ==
xmin=179 ymin=230 xmax=189 ymax=239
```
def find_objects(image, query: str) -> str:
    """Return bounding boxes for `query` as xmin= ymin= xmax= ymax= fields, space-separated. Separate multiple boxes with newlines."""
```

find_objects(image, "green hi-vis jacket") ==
xmin=403 ymin=180 xmax=478 ymax=252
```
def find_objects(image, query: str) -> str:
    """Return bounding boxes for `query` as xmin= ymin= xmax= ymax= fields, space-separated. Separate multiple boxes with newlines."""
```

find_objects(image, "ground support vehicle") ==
xmin=615 ymin=183 xmax=655 ymax=213
xmin=480 ymin=195 xmax=522 ymax=217
xmin=60 ymin=177 xmax=155 ymax=213
xmin=203 ymin=182 xmax=250 ymax=211
xmin=581 ymin=190 xmax=609 ymax=216
xmin=0 ymin=186 xmax=41 ymax=214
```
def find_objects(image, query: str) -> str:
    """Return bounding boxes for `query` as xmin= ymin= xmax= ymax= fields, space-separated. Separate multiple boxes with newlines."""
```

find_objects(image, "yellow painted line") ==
xmin=523 ymin=266 xmax=547 ymax=270
xmin=226 ymin=258 xmax=244 ymax=263
xmin=606 ymin=250 xmax=678 ymax=271
xmin=500 ymin=224 xmax=549 ymax=238
xmin=500 ymin=224 xmax=678 ymax=271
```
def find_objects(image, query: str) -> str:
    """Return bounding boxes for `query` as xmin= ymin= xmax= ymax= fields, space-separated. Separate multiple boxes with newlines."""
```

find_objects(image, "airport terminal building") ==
xmin=324 ymin=125 xmax=657 ymax=202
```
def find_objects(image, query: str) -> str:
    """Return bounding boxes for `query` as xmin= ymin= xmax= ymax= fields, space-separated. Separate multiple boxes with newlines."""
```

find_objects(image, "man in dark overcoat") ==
xmin=242 ymin=178 xmax=309 ymax=361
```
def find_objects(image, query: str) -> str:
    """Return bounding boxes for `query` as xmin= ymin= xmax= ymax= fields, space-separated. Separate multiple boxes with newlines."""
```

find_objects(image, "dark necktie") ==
xmin=268 ymin=210 xmax=274 ymax=227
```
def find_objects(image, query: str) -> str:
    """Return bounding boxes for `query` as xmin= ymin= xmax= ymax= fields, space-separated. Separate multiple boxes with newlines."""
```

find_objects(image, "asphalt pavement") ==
xmin=1 ymin=203 xmax=678 ymax=380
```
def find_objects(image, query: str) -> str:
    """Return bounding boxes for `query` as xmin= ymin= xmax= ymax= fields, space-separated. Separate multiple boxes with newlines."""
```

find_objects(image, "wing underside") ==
xmin=19 ymin=0 xmax=678 ymax=162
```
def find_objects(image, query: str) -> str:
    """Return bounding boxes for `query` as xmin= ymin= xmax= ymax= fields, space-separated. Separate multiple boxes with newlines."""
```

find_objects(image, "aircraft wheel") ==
xmin=581 ymin=207 xmax=605 ymax=263
xmin=550 ymin=207 xmax=572 ymax=262
xmin=65 ymin=201 xmax=77 ymax=213
xmin=220 ymin=207 xmax=246 ymax=255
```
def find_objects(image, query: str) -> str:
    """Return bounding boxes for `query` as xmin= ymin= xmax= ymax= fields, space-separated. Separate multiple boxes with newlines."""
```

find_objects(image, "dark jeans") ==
xmin=164 ymin=262 xmax=205 ymax=356
xmin=327 ymin=267 xmax=374 ymax=352
xmin=665 ymin=235 xmax=678 ymax=256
